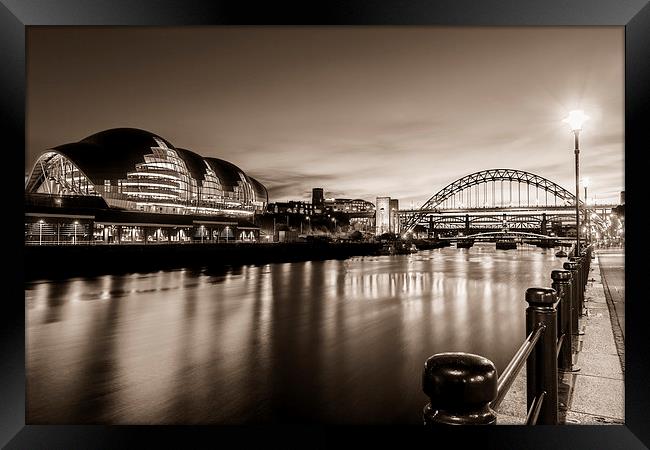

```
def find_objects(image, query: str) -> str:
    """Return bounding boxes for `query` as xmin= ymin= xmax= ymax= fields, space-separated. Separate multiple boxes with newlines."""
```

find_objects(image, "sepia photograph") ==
xmin=23 ymin=25 xmax=625 ymax=427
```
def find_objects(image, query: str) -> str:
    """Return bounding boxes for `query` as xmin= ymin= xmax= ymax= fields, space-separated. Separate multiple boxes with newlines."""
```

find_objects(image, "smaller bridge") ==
xmin=441 ymin=230 xmax=576 ymax=244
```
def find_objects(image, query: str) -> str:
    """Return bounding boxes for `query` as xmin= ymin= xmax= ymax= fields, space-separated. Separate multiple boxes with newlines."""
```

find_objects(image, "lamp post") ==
xmin=225 ymin=226 xmax=230 ymax=243
xmin=563 ymin=110 xmax=589 ymax=254
xmin=38 ymin=219 xmax=44 ymax=245
xmin=582 ymin=177 xmax=590 ymax=244
xmin=73 ymin=221 xmax=79 ymax=245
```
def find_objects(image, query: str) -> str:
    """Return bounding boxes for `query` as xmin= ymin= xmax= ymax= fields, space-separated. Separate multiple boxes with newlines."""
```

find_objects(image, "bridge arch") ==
xmin=404 ymin=169 xmax=585 ymax=230
xmin=421 ymin=169 xmax=578 ymax=210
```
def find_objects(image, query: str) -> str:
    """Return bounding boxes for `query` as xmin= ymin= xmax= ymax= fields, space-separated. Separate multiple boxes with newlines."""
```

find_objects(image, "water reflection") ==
xmin=26 ymin=244 xmax=563 ymax=424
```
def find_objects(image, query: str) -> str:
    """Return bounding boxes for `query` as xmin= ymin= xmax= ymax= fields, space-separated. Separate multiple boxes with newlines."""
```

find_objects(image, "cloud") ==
xmin=26 ymin=27 xmax=624 ymax=207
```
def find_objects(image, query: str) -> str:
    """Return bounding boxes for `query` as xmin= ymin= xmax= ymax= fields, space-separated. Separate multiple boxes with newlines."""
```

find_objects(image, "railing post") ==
xmin=525 ymin=287 xmax=559 ymax=425
xmin=584 ymin=246 xmax=592 ymax=284
xmin=569 ymin=256 xmax=584 ymax=315
xmin=577 ymin=253 xmax=586 ymax=289
xmin=563 ymin=261 xmax=582 ymax=336
xmin=422 ymin=352 xmax=498 ymax=425
xmin=551 ymin=270 xmax=579 ymax=372
xmin=569 ymin=256 xmax=584 ymax=316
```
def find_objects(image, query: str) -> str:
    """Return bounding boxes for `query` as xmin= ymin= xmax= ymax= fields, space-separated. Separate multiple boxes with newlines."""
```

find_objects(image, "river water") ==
xmin=26 ymin=243 xmax=565 ymax=424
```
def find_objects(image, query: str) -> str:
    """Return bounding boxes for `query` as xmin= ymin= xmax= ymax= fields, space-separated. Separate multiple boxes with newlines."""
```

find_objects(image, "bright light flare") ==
xmin=563 ymin=110 xmax=589 ymax=132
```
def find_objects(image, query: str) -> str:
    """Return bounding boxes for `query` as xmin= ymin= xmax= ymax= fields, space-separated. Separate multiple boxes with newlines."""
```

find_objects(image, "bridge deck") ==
xmin=399 ymin=204 xmax=617 ymax=215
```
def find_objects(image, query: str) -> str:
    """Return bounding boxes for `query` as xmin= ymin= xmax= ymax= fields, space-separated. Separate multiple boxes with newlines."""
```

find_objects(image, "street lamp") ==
xmin=563 ymin=110 xmax=589 ymax=254
xmin=200 ymin=225 xmax=205 ymax=244
xmin=73 ymin=221 xmax=79 ymax=245
xmin=225 ymin=226 xmax=230 ymax=243
xmin=582 ymin=177 xmax=590 ymax=244
xmin=38 ymin=219 xmax=44 ymax=245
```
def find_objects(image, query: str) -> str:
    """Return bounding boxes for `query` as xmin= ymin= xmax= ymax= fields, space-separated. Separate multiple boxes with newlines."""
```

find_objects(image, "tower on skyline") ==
xmin=312 ymin=188 xmax=324 ymax=208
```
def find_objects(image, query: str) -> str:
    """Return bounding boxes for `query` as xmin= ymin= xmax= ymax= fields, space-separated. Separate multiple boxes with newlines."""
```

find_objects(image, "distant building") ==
xmin=390 ymin=199 xmax=400 ymax=234
xmin=324 ymin=198 xmax=375 ymax=231
xmin=268 ymin=200 xmax=316 ymax=216
xmin=375 ymin=197 xmax=400 ymax=235
xmin=324 ymin=198 xmax=375 ymax=213
xmin=312 ymin=188 xmax=324 ymax=207
xmin=277 ymin=229 xmax=300 ymax=243
xmin=376 ymin=197 xmax=391 ymax=235
xmin=271 ymin=191 xmax=376 ymax=232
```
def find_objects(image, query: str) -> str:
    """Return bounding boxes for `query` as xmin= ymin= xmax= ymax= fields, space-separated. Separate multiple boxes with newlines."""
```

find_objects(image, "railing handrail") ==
xmin=492 ymin=322 xmax=546 ymax=411
xmin=526 ymin=391 xmax=546 ymax=425
xmin=556 ymin=333 xmax=565 ymax=358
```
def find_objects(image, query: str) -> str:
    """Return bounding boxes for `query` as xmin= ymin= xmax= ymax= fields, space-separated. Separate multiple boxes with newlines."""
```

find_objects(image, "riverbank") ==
xmin=23 ymin=241 xmax=382 ymax=280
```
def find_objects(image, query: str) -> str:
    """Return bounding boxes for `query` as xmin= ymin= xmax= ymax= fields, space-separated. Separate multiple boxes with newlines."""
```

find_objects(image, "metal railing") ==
xmin=422 ymin=244 xmax=593 ymax=425
xmin=491 ymin=322 xmax=545 ymax=412
xmin=24 ymin=239 xmax=258 ymax=246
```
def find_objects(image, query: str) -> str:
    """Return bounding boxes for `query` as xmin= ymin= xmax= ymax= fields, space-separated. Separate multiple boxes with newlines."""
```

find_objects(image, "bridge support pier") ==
xmin=496 ymin=241 xmax=517 ymax=250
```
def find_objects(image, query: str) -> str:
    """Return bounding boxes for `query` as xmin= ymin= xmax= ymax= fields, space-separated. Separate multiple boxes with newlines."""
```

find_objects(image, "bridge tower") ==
xmin=541 ymin=212 xmax=547 ymax=235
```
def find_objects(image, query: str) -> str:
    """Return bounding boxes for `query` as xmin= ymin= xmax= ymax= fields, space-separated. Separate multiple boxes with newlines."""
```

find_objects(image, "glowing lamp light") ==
xmin=562 ymin=110 xmax=589 ymax=132
xmin=582 ymin=177 xmax=590 ymax=187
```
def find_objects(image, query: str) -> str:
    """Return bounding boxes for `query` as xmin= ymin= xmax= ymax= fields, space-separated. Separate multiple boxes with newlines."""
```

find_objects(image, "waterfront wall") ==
xmin=24 ymin=242 xmax=383 ymax=280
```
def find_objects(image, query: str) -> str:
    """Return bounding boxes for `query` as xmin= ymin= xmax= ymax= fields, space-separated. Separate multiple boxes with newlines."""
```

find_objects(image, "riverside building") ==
xmin=25 ymin=128 xmax=268 ymax=244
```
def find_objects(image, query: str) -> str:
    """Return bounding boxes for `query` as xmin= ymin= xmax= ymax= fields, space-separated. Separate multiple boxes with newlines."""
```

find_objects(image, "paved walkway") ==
xmin=598 ymin=249 xmax=625 ymax=365
xmin=496 ymin=249 xmax=625 ymax=425
xmin=563 ymin=249 xmax=624 ymax=424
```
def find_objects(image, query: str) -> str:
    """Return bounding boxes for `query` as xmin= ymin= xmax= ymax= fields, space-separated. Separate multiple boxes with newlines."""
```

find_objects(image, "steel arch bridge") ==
xmin=401 ymin=169 xmax=607 ymax=234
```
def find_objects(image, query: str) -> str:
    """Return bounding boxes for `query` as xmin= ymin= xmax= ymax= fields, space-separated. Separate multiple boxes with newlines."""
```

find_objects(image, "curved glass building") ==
xmin=25 ymin=128 xmax=268 ymax=244
xmin=26 ymin=128 xmax=268 ymax=216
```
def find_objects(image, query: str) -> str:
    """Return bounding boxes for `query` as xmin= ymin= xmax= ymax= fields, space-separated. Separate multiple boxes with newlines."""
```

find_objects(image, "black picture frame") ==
xmin=2 ymin=0 xmax=648 ymax=448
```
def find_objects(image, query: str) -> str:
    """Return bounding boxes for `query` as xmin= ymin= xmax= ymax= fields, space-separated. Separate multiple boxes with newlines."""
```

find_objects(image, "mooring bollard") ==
xmin=422 ymin=352 xmax=498 ymax=425
xmin=551 ymin=270 xmax=578 ymax=372
xmin=525 ymin=287 xmax=559 ymax=425
xmin=563 ymin=261 xmax=582 ymax=336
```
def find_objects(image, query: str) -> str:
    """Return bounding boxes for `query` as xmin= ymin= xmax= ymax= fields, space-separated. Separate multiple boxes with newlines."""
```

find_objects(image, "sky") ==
xmin=26 ymin=27 xmax=624 ymax=206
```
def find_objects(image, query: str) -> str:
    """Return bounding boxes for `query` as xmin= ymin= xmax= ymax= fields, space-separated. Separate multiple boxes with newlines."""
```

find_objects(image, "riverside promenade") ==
xmin=497 ymin=248 xmax=625 ymax=425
